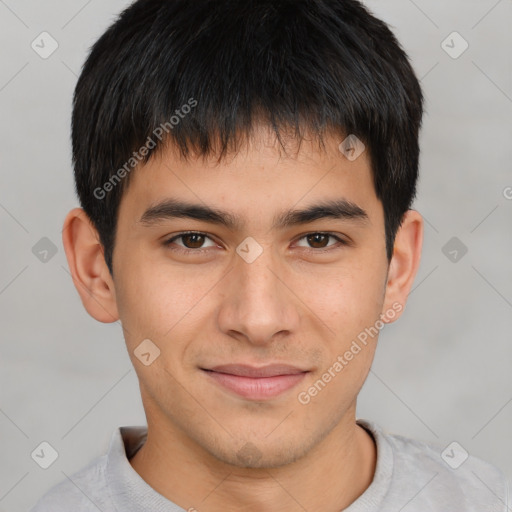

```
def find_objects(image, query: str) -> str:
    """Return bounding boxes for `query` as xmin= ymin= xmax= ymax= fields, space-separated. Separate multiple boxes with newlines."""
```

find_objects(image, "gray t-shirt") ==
xmin=30 ymin=419 xmax=510 ymax=511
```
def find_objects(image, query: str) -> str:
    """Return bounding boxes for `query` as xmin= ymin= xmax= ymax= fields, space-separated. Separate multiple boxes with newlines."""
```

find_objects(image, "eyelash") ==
xmin=162 ymin=231 xmax=348 ymax=254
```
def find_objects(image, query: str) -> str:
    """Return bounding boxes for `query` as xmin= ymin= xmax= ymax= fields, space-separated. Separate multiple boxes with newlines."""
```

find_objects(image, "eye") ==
xmin=162 ymin=231 xmax=348 ymax=255
xmin=295 ymin=232 xmax=347 ymax=251
xmin=163 ymin=231 xmax=218 ymax=252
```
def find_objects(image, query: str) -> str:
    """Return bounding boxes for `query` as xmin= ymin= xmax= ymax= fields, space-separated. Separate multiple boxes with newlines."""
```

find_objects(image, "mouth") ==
xmin=200 ymin=364 xmax=309 ymax=400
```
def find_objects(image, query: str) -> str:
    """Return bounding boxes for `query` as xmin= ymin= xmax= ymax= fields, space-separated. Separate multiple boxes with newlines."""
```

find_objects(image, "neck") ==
xmin=129 ymin=408 xmax=376 ymax=512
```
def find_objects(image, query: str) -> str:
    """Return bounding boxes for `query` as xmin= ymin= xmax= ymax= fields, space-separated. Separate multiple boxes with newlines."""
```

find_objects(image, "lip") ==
xmin=202 ymin=364 xmax=309 ymax=400
xmin=207 ymin=364 xmax=307 ymax=377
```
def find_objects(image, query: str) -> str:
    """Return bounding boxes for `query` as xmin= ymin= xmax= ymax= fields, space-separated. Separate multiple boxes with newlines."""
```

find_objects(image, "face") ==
xmin=109 ymin=126 xmax=395 ymax=468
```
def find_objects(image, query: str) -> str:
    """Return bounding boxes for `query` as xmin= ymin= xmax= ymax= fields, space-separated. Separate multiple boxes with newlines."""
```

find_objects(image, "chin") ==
xmin=202 ymin=434 xmax=311 ymax=469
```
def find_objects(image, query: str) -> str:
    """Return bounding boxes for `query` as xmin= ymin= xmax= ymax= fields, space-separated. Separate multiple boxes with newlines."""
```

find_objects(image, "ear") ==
xmin=381 ymin=209 xmax=423 ymax=323
xmin=62 ymin=208 xmax=119 ymax=323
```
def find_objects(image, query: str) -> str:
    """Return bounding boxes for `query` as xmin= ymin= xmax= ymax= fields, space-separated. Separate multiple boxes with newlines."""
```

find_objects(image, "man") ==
xmin=31 ymin=0 xmax=509 ymax=510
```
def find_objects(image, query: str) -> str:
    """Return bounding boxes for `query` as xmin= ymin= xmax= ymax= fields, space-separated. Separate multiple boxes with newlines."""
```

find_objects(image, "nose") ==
xmin=217 ymin=243 xmax=301 ymax=346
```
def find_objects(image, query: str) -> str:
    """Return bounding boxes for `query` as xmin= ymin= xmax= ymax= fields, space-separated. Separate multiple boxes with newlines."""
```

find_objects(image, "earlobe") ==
xmin=62 ymin=208 xmax=120 ymax=323
xmin=381 ymin=210 xmax=423 ymax=323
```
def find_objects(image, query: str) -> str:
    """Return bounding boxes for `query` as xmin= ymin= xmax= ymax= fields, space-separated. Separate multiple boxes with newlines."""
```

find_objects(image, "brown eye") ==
xmin=164 ymin=232 xmax=217 ymax=251
xmin=181 ymin=233 xmax=206 ymax=248
xmin=295 ymin=232 xmax=345 ymax=250
xmin=306 ymin=233 xmax=330 ymax=249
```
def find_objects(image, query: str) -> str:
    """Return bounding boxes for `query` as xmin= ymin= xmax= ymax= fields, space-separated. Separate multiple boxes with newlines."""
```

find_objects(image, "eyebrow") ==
xmin=138 ymin=198 xmax=369 ymax=230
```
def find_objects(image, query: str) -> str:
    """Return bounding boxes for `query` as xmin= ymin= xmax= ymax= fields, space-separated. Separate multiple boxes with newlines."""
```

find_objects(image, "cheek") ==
xmin=296 ymin=255 xmax=386 ymax=340
xmin=114 ymin=256 xmax=218 ymax=348
xmin=296 ymin=265 xmax=384 ymax=409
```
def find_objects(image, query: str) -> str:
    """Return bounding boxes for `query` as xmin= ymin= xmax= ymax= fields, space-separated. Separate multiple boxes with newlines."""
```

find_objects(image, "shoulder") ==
xmin=359 ymin=420 xmax=509 ymax=511
xmin=386 ymin=426 xmax=508 ymax=510
xmin=29 ymin=454 xmax=110 ymax=512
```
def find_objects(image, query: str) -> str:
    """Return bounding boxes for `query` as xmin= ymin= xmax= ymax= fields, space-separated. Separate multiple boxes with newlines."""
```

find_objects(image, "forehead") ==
xmin=117 ymin=125 xmax=379 ymax=226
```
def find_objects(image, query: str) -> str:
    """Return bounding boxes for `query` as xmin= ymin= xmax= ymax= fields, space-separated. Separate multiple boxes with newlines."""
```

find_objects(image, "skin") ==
xmin=62 ymin=125 xmax=423 ymax=512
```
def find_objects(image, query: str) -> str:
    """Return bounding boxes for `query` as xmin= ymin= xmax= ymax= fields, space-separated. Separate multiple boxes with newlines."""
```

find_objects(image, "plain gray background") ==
xmin=0 ymin=0 xmax=511 ymax=510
